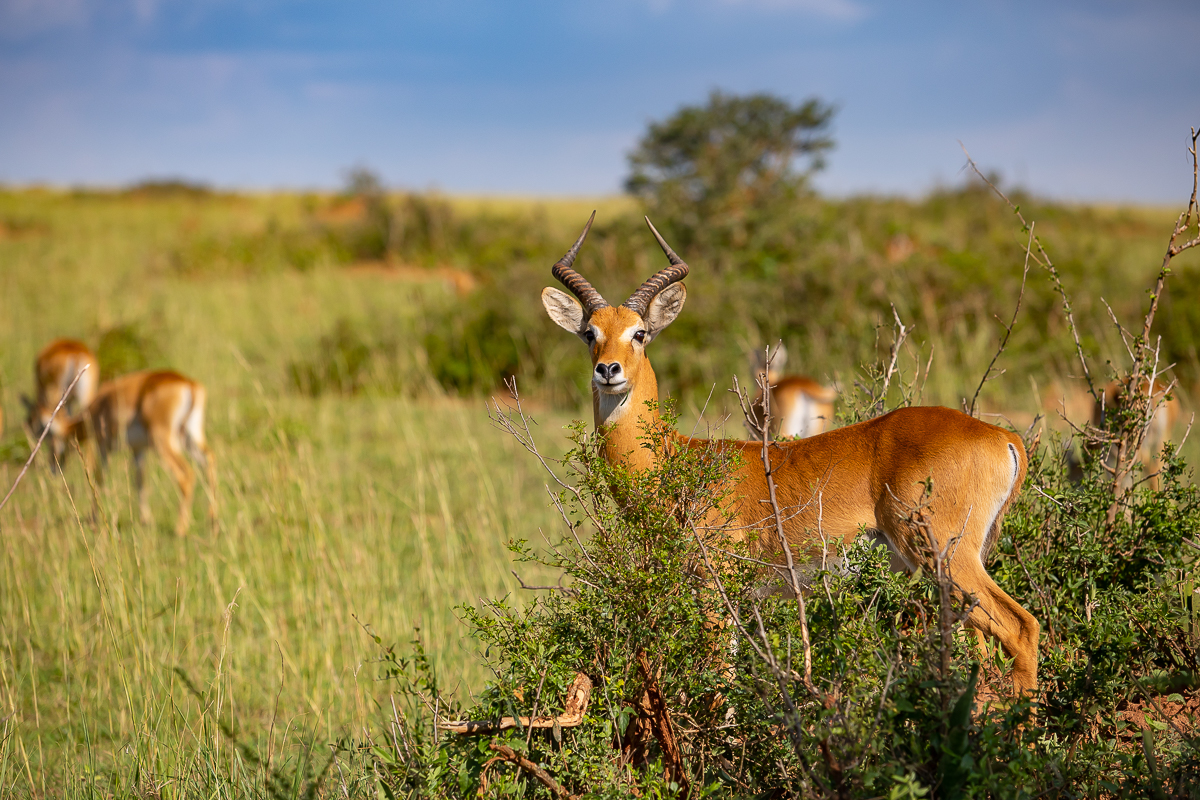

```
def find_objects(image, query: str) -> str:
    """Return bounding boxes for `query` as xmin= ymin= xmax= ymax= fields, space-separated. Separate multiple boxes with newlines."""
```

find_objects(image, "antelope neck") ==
xmin=593 ymin=359 xmax=662 ymax=472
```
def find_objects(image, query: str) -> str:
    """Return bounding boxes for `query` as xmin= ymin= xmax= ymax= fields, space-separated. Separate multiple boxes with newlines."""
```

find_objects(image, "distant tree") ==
xmin=343 ymin=166 xmax=385 ymax=199
xmin=626 ymin=90 xmax=835 ymax=258
xmin=340 ymin=166 xmax=393 ymax=259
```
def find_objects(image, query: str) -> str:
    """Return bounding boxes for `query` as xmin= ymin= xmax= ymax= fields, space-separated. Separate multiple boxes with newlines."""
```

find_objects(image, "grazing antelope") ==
xmin=22 ymin=338 xmax=100 ymax=469
xmin=1094 ymin=377 xmax=1181 ymax=492
xmin=68 ymin=370 xmax=217 ymax=535
xmin=541 ymin=214 xmax=1039 ymax=695
xmin=746 ymin=343 xmax=838 ymax=440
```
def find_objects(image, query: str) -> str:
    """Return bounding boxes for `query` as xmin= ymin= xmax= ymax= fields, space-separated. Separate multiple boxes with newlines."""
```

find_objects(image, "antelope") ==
xmin=1093 ymin=377 xmax=1181 ymax=492
xmin=541 ymin=214 xmax=1040 ymax=695
xmin=22 ymin=338 xmax=100 ymax=469
xmin=746 ymin=343 xmax=838 ymax=440
xmin=67 ymin=370 xmax=217 ymax=535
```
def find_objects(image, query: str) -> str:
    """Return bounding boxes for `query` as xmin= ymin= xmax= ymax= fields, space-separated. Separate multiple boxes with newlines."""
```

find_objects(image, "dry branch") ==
xmin=967 ymin=222 xmax=1032 ymax=417
xmin=439 ymin=673 xmax=592 ymax=734
xmin=635 ymin=651 xmax=690 ymax=794
xmin=484 ymin=741 xmax=579 ymax=800
xmin=960 ymin=142 xmax=1098 ymax=401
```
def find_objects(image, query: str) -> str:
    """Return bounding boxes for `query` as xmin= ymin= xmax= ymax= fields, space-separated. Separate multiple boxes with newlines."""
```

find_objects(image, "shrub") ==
xmin=362 ymin=385 xmax=1200 ymax=797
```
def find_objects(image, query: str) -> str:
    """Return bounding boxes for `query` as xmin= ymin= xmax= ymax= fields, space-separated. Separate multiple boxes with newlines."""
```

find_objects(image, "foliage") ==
xmin=364 ymin=387 xmax=1200 ymax=798
xmin=286 ymin=315 xmax=436 ymax=397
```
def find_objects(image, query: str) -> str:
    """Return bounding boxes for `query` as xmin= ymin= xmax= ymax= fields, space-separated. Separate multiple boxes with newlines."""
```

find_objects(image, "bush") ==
xmin=362 ymin=389 xmax=1200 ymax=798
xmin=287 ymin=317 xmax=422 ymax=398
xmin=364 ymin=157 xmax=1200 ymax=795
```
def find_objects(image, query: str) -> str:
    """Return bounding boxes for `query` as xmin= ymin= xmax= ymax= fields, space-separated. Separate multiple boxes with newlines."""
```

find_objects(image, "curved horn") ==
xmin=624 ymin=217 xmax=690 ymax=317
xmin=551 ymin=211 xmax=608 ymax=313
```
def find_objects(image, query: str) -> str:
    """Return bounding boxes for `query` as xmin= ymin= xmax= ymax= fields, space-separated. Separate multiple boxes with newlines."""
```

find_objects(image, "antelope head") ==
xmin=541 ymin=213 xmax=689 ymax=431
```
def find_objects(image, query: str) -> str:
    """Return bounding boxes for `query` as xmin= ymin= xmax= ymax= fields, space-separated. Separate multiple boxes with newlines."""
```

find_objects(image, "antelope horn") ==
xmin=551 ymin=211 xmax=609 ymax=313
xmin=624 ymin=217 xmax=690 ymax=317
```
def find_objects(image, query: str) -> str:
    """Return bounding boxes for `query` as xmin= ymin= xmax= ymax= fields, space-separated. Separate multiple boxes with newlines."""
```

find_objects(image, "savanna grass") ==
xmin=1 ymin=183 xmax=1198 ymax=795
xmin=0 ymin=188 xmax=570 ymax=795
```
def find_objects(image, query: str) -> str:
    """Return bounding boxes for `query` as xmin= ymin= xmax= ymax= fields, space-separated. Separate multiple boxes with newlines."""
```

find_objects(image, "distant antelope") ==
xmin=541 ymin=214 xmax=1039 ymax=694
xmin=68 ymin=370 xmax=217 ymax=535
xmin=745 ymin=343 xmax=837 ymax=440
xmin=22 ymin=338 xmax=99 ymax=469
xmin=1094 ymin=377 xmax=1181 ymax=492
xmin=985 ymin=378 xmax=1182 ymax=491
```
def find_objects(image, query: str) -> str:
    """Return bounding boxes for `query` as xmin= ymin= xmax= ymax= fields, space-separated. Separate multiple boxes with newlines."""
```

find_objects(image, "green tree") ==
xmin=625 ymin=90 xmax=835 ymax=259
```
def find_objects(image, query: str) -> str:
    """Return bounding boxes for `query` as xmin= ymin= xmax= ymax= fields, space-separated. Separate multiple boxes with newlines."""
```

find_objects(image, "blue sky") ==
xmin=1 ymin=0 xmax=1197 ymax=202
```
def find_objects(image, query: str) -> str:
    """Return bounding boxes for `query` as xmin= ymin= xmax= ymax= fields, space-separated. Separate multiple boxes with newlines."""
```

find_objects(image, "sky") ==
xmin=1 ymin=0 xmax=1198 ymax=203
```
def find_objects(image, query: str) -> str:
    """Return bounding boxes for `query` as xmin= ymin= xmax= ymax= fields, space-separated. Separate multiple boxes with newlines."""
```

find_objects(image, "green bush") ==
xmin=364 ymin=392 xmax=1200 ymax=798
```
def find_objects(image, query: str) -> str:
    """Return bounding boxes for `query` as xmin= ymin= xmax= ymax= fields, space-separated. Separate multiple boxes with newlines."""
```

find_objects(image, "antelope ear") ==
xmin=644 ymin=283 xmax=686 ymax=342
xmin=541 ymin=287 xmax=587 ymax=335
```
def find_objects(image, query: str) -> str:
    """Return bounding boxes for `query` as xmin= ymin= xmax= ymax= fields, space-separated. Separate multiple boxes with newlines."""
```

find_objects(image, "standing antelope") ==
xmin=1094 ymin=377 xmax=1181 ymax=492
xmin=746 ymin=343 xmax=838 ymax=440
xmin=541 ymin=214 xmax=1039 ymax=695
xmin=68 ymin=370 xmax=217 ymax=535
xmin=22 ymin=338 xmax=100 ymax=469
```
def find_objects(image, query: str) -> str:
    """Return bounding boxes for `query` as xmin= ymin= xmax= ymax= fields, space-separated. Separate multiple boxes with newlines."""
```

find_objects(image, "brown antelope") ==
xmin=67 ymin=370 xmax=217 ymax=535
xmin=1093 ymin=377 xmax=1181 ymax=492
xmin=22 ymin=338 xmax=100 ymax=469
xmin=746 ymin=343 xmax=838 ymax=440
xmin=541 ymin=214 xmax=1039 ymax=695
xmin=987 ymin=377 xmax=1181 ymax=491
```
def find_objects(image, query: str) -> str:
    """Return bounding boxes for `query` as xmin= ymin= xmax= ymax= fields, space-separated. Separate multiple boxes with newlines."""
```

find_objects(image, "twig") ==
xmin=875 ymin=306 xmax=912 ymax=417
xmin=0 ymin=365 xmax=89 ymax=513
xmin=511 ymin=570 xmax=579 ymax=596
xmin=968 ymin=222 xmax=1032 ymax=417
xmin=960 ymin=143 xmax=1097 ymax=400
xmin=526 ymin=666 xmax=550 ymax=750
xmin=1105 ymin=127 xmax=1200 ymax=525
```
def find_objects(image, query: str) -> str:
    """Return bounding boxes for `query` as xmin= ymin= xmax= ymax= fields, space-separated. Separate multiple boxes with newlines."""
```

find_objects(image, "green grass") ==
xmin=0 ymin=192 xmax=574 ymax=794
xmin=0 ymin=186 xmax=1197 ymax=795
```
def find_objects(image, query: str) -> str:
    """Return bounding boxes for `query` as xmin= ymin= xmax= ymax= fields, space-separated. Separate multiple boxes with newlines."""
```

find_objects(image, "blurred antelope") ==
xmin=745 ymin=343 xmax=837 ymax=440
xmin=991 ymin=377 xmax=1182 ymax=491
xmin=68 ymin=370 xmax=217 ymax=535
xmin=541 ymin=214 xmax=1039 ymax=695
xmin=1093 ymin=377 xmax=1181 ymax=492
xmin=22 ymin=338 xmax=99 ymax=469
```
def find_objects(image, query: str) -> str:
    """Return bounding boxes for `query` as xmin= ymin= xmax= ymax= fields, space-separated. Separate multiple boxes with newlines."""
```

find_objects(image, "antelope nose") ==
xmin=594 ymin=362 xmax=622 ymax=381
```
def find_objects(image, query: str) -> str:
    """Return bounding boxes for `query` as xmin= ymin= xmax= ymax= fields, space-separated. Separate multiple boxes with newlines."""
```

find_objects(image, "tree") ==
xmin=626 ymin=90 xmax=835 ymax=257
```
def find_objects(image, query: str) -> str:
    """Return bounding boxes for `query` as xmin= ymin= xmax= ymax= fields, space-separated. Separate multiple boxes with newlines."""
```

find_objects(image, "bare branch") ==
xmin=484 ymin=741 xmax=579 ymax=800
xmin=968 ymin=222 xmax=1032 ymax=416
xmin=960 ymin=142 xmax=1098 ymax=400
xmin=440 ymin=673 xmax=592 ymax=735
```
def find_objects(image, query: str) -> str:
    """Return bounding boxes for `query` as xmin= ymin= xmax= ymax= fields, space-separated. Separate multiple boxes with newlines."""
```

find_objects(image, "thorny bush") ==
xmin=365 ymin=387 xmax=1200 ymax=797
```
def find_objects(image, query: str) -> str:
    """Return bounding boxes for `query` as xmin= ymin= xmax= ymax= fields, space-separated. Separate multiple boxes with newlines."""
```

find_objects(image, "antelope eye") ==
xmin=584 ymin=330 xmax=595 ymax=343
xmin=633 ymin=330 xmax=647 ymax=343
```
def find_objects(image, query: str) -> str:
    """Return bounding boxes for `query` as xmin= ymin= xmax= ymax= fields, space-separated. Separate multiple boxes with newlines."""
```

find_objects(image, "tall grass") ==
xmin=0 ymin=189 xmax=569 ymax=794
xmin=0 ymin=184 xmax=1197 ymax=794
